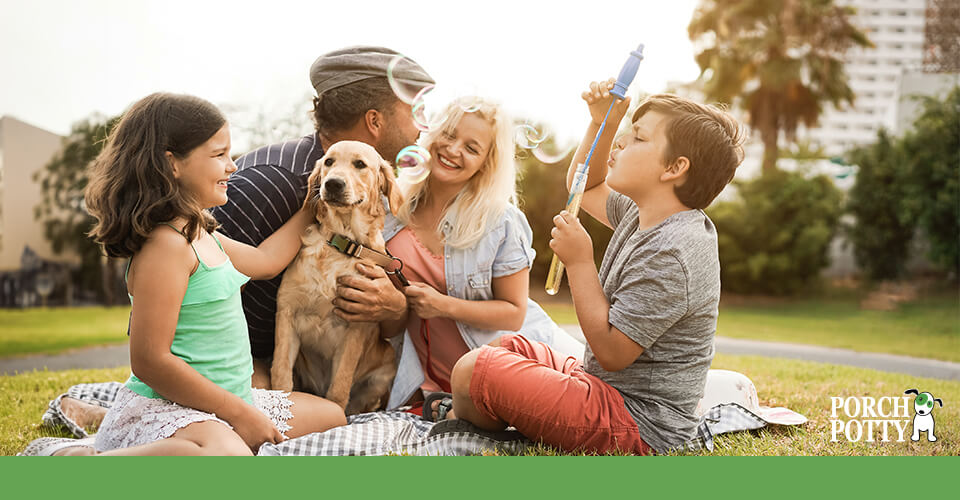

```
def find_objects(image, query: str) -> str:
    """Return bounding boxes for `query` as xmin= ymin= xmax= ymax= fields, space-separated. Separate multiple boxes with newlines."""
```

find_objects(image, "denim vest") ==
xmin=383 ymin=204 xmax=562 ymax=408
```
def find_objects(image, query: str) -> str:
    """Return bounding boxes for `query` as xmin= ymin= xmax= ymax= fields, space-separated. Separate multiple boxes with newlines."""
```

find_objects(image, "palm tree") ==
xmin=689 ymin=0 xmax=872 ymax=172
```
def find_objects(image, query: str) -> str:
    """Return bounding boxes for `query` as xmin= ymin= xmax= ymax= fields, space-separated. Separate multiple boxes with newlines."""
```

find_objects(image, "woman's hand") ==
xmin=404 ymin=282 xmax=450 ymax=320
xmin=226 ymin=403 xmax=286 ymax=452
xmin=549 ymin=210 xmax=594 ymax=270
xmin=582 ymin=78 xmax=632 ymax=127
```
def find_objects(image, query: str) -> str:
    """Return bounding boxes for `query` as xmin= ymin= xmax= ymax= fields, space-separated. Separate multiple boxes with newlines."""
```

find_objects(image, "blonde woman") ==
xmin=363 ymin=97 xmax=583 ymax=415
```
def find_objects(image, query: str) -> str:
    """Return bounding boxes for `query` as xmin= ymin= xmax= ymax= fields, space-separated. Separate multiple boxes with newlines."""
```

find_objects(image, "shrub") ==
xmin=844 ymin=87 xmax=959 ymax=281
xmin=707 ymin=170 xmax=844 ymax=295
xmin=845 ymin=129 xmax=914 ymax=281
xmin=900 ymin=88 xmax=960 ymax=277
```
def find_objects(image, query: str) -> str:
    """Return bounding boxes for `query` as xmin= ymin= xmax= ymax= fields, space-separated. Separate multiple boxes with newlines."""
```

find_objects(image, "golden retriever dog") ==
xmin=271 ymin=140 xmax=404 ymax=415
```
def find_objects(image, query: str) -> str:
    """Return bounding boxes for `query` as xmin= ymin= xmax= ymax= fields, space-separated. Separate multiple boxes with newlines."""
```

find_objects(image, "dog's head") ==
xmin=304 ymin=141 xmax=404 ymax=221
xmin=905 ymin=389 xmax=943 ymax=416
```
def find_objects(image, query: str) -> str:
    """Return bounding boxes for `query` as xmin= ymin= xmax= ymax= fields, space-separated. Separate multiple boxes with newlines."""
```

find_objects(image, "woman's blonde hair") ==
xmin=395 ymin=97 xmax=517 ymax=249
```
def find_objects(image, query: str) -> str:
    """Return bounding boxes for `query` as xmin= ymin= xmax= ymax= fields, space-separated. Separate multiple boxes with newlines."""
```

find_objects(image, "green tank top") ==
xmin=124 ymin=224 xmax=254 ymax=404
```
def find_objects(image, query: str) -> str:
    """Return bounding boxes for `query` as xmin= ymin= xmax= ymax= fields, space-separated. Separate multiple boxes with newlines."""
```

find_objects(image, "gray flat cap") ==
xmin=309 ymin=46 xmax=434 ymax=96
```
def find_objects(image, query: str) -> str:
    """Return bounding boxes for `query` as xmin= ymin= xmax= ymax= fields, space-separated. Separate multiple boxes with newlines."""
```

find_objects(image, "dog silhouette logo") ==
xmin=904 ymin=389 xmax=943 ymax=442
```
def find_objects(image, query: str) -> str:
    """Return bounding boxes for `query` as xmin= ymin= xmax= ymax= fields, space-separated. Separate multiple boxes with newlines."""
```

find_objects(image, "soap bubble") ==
xmin=457 ymin=94 xmax=483 ymax=113
xmin=388 ymin=56 xmax=483 ymax=132
xmin=387 ymin=55 xmax=430 ymax=105
xmin=412 ymin=93 xmax=445 ymax=132
xmin=532 ymin=141 xmax=575 ymax=164
xmin=396 ymin=145 xmax=430 ymax=169
xmin=411 ymin=88 xmax=483 ymax=132
xmin=395 ymin=145 xmax=432 ymax=184
xmin=514 ymin=124 xmax=548 ymax=150
xmin=400 ymin=165 xmax=430 ymax=184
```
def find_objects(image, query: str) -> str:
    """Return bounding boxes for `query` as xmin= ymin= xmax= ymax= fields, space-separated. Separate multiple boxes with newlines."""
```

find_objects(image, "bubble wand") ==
xmin=545 ymin=44 xmax=644 ymax=295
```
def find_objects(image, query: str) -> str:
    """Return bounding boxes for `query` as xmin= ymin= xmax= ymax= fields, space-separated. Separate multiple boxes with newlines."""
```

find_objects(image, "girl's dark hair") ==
xmin=85 ymin=92 xmax=225 ymax=258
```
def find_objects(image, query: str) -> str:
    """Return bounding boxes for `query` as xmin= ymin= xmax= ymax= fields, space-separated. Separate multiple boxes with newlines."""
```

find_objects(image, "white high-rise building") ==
xmin=805 ymin=0 xmax=929 ymax=155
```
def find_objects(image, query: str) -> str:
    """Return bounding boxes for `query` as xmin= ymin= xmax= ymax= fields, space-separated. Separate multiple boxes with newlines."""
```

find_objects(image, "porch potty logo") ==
xmin=830 ymin=389 xmax=944 ymax=443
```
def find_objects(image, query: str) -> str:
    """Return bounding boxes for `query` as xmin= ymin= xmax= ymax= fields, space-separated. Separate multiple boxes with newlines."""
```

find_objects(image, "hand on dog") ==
xmin=404 ymin=282 xmax=449 ymax=320
xmin=334 ymin=262 xmax=407 ymax=323
xmin=549 ymin=211 xmax=594 ymax=269
xmin=229 ymin=403 xmax=286 ymax=452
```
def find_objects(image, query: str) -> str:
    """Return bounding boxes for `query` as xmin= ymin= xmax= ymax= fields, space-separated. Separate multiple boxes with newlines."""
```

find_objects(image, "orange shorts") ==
xmin=469 ymin=334 xmax=652 ymax=455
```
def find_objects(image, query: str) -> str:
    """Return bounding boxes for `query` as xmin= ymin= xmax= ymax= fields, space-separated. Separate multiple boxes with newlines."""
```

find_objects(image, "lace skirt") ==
xmin=94 ymin=386 xmax=293 ymax=452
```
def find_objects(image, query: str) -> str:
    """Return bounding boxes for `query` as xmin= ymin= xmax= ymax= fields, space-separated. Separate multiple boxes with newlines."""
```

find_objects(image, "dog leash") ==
xmin=329 ymin=233 xmax=452 ymax=393
xmin=327 ymin=233 xmax=410 ymax=287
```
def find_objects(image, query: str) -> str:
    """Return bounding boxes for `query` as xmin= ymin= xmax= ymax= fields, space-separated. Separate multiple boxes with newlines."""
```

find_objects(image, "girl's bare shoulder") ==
xmin=136 ymin=225 xmax=197 ymax=268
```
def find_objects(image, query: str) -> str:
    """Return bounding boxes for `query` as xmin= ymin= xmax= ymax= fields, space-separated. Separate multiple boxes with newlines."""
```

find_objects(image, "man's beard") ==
xmin=378 ymin=127 xmax=417 ymax=165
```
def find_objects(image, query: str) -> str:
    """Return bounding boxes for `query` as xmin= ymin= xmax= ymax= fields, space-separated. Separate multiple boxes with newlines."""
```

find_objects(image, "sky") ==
xmin=0 ymin=0 xmax=703 ymax=152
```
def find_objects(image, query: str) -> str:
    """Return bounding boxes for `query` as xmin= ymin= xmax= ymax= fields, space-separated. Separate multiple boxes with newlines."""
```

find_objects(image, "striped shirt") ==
xmin=209 ymin=134 xmax=324 ymax=359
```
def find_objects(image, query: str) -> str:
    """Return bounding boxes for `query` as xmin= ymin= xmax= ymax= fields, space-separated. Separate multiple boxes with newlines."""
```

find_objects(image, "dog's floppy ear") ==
xmin=904 ymin=389 xmax=919 ymax=396
xmin=303 ymin=160 xmax=326 ymax=221
xmin=934 ymin=398 xmax=943 ymax=407
xmin=380 ymin=159 xmax=405 ymax=216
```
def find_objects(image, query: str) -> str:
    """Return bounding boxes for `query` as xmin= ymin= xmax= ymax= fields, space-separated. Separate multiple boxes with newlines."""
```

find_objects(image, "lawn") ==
xmin=2 ymin=366 xmax=128 ymax=456
xmin=542 ymin=293 xmax=960 ymax=362
xmin=671 ymin=353 xmax=960 ymax=456
xmin=3 ymin=356 xmax=957 ymax=456
xmin=3 ymin=292 xmax=957 ymax=362
xmin=0 ymin=307 xmax=131 ymax=358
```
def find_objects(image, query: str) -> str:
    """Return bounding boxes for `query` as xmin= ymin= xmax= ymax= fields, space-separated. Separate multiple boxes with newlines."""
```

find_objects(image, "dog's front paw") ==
xmin=270 ymin=369 xmax=295 ymax=392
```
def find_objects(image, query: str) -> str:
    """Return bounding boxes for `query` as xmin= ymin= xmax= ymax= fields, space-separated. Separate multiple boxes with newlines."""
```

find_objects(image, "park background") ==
xmin=0 ymin=0 xmax=957 ymax=456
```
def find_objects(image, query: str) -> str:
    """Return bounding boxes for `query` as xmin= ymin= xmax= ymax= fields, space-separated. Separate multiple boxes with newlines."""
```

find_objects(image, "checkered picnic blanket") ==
xmin=42 ymin=382 xmax=124 ymax=438
xmin=259 ymin=411 xmax=531 ymax=456
xmin=40 ymin=382 xmax=771 ymax=455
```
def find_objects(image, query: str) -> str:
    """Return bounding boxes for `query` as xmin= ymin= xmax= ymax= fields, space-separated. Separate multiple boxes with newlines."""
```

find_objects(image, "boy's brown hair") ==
xmin=632 ymin=94 xmax=745 ymax=209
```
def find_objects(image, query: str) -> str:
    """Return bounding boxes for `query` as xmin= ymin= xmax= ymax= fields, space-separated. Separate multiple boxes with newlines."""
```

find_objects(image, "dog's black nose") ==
xmin=324 ymin=178 xmax=345 ymax=193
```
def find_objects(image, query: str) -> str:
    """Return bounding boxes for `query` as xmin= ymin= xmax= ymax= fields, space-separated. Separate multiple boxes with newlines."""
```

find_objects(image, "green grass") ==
xmin=515 ymin=354 xmax=960 ymax=456
xmin=4 ymin=292 xmax=956 ymax=362
xmin=668 ymin=354 xmax=960 ymax=456
xmin=5 ymin=356 xmax=957 ymax=456
xmin=542 ymin=294 xmax=960 ymax=362
xmin=1 ymin=366 xmax=128 ymax=456
xmin=717 ymin=295 xmax=960 ymax=362
xmin=0 ymin=307 xmax=131 ymax=358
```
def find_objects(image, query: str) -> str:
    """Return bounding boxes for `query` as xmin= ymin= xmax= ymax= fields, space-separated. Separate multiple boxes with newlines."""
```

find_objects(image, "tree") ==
xmin=922 ymin=0 xmax=960 ymax=73
xmin=33 ymin=115 xmax=122 ymax=304
xmin=689 ymin=0 xmax=872 ymax=172
xmin=707 ymin=169 xmax=844 ymax=295
xmin=220 ymin=95 xmax=314 ymax=154
xmin=845 ymin=87 xmax=959 ymax=281
xmin=900 ymin=87 xmax=960 ymax=277
xmin=846 ymin=129 xmax=914 ymax=281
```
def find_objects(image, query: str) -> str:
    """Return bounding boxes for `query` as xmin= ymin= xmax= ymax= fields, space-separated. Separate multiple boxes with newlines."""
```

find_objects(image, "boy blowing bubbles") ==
xmin=445 ymin=79 xmax=745 ymax=454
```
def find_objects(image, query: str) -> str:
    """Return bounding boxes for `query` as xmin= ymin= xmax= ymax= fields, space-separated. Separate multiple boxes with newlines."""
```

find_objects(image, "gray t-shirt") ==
xmin=584 ymin=191 xmax=719 ymax=453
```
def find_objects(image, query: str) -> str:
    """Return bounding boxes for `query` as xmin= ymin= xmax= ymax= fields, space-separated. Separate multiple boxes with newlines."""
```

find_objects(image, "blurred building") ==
xmin=894 ymin=71 xmax=960 ymax=134
xmin=805 ymin=0 xmax=948 ymax=155
xmin=0 ymin=115 xmax=79 ymax=307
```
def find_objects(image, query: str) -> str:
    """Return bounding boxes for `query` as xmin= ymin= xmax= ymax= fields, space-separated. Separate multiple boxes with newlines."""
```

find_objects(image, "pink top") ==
xmin=386 ymin=226 xmax=470 ymax=392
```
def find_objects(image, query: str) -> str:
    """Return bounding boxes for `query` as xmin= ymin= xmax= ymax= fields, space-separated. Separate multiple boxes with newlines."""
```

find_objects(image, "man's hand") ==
xmin=549 ymin=211 xmax=594 ymax=270
xmin=333 ymin=262 xmax=407 ymax=322
xmin=404 ymin=282 xmax=450 ymax=320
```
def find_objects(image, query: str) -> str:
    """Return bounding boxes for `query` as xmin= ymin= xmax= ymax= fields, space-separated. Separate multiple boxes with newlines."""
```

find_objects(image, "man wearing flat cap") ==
xmin=209 ymin=46 xmax=434 ymax=388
